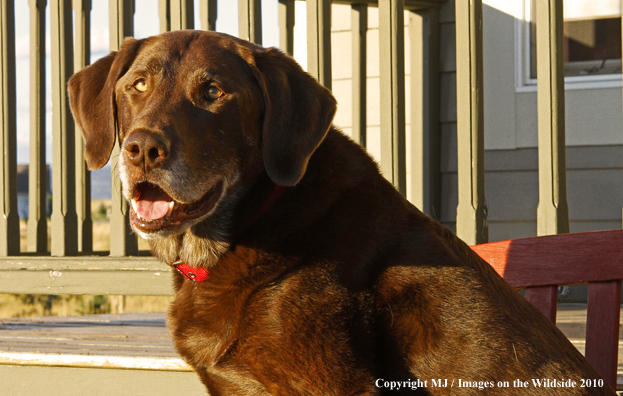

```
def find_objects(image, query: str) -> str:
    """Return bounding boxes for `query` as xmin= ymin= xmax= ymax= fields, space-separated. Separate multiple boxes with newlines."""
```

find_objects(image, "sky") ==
xmin=12 ymin=0 xmax=308 ymax=166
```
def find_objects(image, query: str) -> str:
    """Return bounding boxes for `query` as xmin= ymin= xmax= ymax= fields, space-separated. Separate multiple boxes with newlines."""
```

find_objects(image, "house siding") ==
xmin=330 ymin=0 xmax=622 ymax=253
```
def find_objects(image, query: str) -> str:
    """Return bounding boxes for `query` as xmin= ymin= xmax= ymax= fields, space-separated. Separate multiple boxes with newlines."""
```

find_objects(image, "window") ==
xmin=529 ymin=0 xmax=621 ymax=78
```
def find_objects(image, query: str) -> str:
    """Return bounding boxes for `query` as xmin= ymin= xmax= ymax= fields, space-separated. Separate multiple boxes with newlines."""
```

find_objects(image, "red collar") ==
xmin=169 ymin=184 xmax=287 ymax=282
xmin=170 ymin=260 xmax=210 ymax=282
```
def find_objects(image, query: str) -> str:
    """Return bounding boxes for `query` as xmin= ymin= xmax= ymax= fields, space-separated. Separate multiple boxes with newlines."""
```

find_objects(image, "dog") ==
xmin=68 ymin=30 xmax=613 ymax=395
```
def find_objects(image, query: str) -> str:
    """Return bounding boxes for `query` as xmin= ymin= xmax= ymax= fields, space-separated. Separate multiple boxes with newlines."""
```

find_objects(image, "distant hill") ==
xmin=16 ymin=165 xmax=112 ymax=200
xmin=91 ymin=166 xmax=112 ymax=200
xmin=16 ymin=164 xmax=51 ymax=193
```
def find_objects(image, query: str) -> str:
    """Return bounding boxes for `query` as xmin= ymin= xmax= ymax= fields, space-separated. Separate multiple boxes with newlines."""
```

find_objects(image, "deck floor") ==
xmin=0 ymin=312 xmax=174 ymax=357
xmin=0 ymin=312 xmax=188 ymax=371
xmin=0 ymin=304 xmax=621 ymax=381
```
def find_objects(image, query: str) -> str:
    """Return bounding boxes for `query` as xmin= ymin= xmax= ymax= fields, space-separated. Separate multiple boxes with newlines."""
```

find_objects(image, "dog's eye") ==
xmin=134 ymin=79 xmax=148 ymax=92
xmin=205 ymin=87 xmax=223 ymax=100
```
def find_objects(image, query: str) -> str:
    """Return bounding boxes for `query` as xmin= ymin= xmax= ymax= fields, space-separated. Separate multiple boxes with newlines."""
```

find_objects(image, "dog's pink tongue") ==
xmin=135 ymin=184 xmax=172 ymax=220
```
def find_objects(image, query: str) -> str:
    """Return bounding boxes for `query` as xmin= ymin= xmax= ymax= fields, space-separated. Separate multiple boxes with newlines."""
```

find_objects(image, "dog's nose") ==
xmin=124 ymin=130 xmax=170 ymax=168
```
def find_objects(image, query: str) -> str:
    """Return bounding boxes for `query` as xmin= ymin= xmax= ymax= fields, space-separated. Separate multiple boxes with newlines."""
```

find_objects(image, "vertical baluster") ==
xmin=278 ymin=0 xmax=294 ymax=55
xmin=51 ymin=0 xmax=78 ymax=256
xmin=74 ymin=0 xmax=92 ymax=253
xmin=455 ymin=0 xmax=487 ymax=245
xmin=307 ymin=0 xmax=331 ymax=89
xmin=379 ymin=0 xmax=406 ymax=195
xmin=159 ymin=0 xmax=170 ymax=33
xmin=535 ymin=0 xmax=568 ymax=236
xmin=28 ymin=0 xmax=47 ymax=253
xmin=0 ymin=0 xmax=19 ymax=256
xmin=110 ymin=0 xmax=134 ymax=48
xmin=200 ymin=0 xmax=217 ymax=31
xmin=170 ymin=0 xmax=194 ymax=31
xmin=351 ymin=3 xmax=367 ymax=148
xmin=409 ymin=7 xmax=441 ymax=218
xmin=239 ymin=0 xmax=262 ymax=45
xmin=109 ymin=0 xmax=138 ymax=256
xmin=104 ymin=0 xmax=130 ymax=309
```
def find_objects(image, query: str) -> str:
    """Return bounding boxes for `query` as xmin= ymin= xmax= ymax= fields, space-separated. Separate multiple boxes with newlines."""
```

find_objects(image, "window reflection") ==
xmin=530 ymin=0 xmax=622 ymax=77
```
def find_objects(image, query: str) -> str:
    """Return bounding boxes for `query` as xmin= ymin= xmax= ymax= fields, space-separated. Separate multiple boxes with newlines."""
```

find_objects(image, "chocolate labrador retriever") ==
xmin=68 ymin=31 xmax=613 ymax=395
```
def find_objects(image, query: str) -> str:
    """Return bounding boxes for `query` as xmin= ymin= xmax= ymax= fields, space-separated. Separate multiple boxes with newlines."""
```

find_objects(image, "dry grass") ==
xmin=7 ymin=200 xmax=171 ymax=318
xmin=91 ymin=200 xmax=150 ymax=251
xmin=0 ymin=294 xmax=174 ymax=319
xmin=92 ymin=220 xmax=111 ymax=251
xmin=19 ymin=200 xmax=150 ymax=252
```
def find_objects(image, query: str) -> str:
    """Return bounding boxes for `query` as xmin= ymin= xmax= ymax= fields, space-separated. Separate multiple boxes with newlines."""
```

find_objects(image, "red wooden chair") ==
xmin=472 ymin=229 xmax=623 ymax=390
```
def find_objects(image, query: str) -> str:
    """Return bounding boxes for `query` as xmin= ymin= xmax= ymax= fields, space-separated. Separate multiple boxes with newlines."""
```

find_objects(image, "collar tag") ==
xmin=171 ymin=260 xmax=210 ymax=282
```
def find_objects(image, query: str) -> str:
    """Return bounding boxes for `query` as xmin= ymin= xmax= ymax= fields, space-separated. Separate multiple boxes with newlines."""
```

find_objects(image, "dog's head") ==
xmin=68 ymin=31 xmax=336 ymax=240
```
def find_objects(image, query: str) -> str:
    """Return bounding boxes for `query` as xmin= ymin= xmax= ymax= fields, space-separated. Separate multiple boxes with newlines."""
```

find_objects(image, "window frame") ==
xmin=515 ymin=0 xmax=623 ymax=92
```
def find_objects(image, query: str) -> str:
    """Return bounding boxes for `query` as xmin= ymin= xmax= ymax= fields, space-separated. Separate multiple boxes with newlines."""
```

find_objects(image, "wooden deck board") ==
xmin=0 ymin=313 xmax=175 ymax=356
xmin=0 ymin=312 xmax=189 ymax=370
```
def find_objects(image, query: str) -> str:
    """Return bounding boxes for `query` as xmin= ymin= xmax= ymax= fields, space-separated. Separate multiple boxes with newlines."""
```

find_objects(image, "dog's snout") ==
xmin=124 ymin=130 xmax=170 ymax=169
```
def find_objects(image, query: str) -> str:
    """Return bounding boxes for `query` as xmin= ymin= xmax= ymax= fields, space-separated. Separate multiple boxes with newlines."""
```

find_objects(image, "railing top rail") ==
xmin=0 ymin=256 xmax=173 ymax=296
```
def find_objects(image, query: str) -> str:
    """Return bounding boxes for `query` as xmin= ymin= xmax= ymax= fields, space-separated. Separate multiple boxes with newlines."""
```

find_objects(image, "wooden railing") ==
xmin=0 ymin=0 xmax=450 ymax=295
xmin=0 ymin=0 xmax=618 ymax=294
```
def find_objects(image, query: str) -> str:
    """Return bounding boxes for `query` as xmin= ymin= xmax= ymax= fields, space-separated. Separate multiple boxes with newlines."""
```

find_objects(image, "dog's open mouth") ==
xmin=130 ymin=181 xmax=224 ymax=233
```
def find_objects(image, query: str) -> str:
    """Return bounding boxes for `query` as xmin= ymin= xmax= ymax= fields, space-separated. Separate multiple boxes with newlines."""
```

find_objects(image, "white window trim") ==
xmin=515 ymin=0 xmax=623 ymax=93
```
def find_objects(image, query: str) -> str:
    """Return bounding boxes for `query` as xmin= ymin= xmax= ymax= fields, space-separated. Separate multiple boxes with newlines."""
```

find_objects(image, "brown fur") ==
xmin=68 ymin=31 xmax=614 ymax=395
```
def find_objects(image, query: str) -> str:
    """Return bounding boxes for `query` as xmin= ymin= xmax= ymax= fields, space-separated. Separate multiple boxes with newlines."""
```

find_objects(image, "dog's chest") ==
xmin=168 ymin=267 xmax=378 ymax=394
xmin=168 ymin=277 xmax=248 ymax=364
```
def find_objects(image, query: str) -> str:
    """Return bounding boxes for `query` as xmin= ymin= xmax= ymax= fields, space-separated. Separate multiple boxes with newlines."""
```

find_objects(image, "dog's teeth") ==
xmin=167 ymin=201 xmax=175 ymax=216
xmin=131 ymin=199 xmax=138 ymax=214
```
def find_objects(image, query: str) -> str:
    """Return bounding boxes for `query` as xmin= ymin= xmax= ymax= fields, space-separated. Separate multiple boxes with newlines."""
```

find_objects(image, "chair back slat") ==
xmin=524 ymin=285 xmax=558 ymax=323
xmin=471 ymin=229 xmax=623 ymax=288
xmin=585 ymin=281 xmax=621 ymax=389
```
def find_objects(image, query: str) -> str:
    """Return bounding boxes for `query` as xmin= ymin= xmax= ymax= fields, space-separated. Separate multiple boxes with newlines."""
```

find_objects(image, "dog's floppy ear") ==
xmin=68 ymin=38 xmax=143 ymax=170
xmin=248 ymin=47 xmax=337 ymax=186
